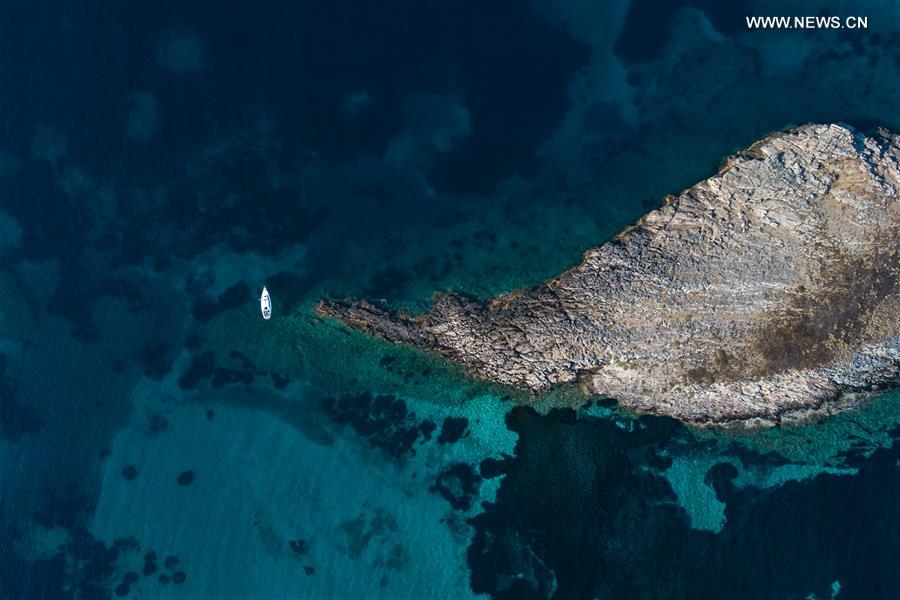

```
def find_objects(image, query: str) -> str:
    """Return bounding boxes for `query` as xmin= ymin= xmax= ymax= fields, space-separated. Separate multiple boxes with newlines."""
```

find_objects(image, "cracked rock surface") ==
xmin=318 ymin=124 xmax=899 ymax=425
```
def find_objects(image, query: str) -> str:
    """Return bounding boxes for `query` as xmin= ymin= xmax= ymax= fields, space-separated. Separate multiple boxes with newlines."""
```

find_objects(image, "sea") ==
xmin=1 ymin=1 xmax=899 ymax=598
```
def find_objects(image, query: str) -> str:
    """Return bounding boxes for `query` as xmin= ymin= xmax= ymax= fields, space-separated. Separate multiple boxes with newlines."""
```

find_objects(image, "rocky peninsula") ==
xmin=318 ymin=124 xmax=899 ymax=425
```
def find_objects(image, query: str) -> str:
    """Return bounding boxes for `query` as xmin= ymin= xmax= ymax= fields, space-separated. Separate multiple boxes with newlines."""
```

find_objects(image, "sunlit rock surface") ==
xmin=319 ymin=124 xmax=899 ymax=425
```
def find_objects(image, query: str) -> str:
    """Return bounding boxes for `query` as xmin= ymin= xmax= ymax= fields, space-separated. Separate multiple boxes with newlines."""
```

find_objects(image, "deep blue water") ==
xmin=1 ymin=1 xmax=899 ymax=598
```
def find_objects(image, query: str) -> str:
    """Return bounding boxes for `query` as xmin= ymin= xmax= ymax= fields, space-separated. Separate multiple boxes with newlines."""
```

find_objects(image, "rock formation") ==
xmin=317 ymin=124 xmax=899 ymax=425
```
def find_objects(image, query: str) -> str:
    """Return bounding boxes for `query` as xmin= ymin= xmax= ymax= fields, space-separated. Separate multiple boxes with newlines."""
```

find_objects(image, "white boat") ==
xmin=260 ymin=286 xmax=272 ymax=320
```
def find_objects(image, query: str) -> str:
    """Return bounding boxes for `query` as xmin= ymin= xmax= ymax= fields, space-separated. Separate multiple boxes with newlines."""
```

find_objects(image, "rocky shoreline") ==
xmin=318 ymin=124 xmax=899 ymax=426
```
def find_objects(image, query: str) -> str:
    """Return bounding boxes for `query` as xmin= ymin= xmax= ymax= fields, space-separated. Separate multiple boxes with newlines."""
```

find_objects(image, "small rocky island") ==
xmin=318 ymin=124 xmax=899 ymax=425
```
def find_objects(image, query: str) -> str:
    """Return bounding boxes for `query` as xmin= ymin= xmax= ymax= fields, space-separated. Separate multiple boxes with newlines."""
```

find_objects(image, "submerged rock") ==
xmin=318 ymin=124 xmax=899 ymax=425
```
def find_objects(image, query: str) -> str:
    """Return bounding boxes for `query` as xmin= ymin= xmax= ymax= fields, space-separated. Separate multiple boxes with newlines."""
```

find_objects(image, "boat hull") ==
xmin=260 ymin=287 xmax=272 ymax=320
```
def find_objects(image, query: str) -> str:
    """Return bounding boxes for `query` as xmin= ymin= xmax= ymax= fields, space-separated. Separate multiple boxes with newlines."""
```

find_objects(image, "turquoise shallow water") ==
xmin=1 ymin=1 xmax=899 ymax=598
xmin=90 ymin=396 xmax=514 ymax=598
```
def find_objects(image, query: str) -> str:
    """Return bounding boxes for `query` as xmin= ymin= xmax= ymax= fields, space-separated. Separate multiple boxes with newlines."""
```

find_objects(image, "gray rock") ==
xmin=318 ymin=124 xmax=899 ymax=425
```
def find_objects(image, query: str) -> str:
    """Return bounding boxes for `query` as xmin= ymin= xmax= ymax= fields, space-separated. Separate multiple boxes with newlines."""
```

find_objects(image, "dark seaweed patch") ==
xmin=270 ymin=373 xmax=291 ymax=390
xmin=615 ymin=0 xmax=749 ymax=65
xmin=147 ymin=413 xmax=168 ymax=434
xmin=368 ymin=268 xmax=413 ymax=301
xmin=228 ymin=351 xmax=256 ymax=370
xmin=431 ymin=463 xmax=480 ymax=511
xmin=323 ymin=392 xmax=433 ymax=459
xmin=138 ymin=342 xmax=174 ymax=380
xmin=94 ymin=278 xmax=146 ymax=308
xmin=3 ymin=162 xmax=93 ymax=333
xmin=192 ymin=282 xmax=251 ymax=323
xmin=419 ymin=420 xmax=437 ymax=442
xmin=142 ymin=552 xmax=158 ymax=576
xmin=178 ymin=348 xmax=259 ymax=389
xmin=1 ymin=526 xmax=138 ymax=600
xmin=0 ymin=385 xmax=43 ymax=441
xmin=479 ymin=456 xmax=511 ymax=479
xmin=467 ymin=407 xmax=900 ymax=599
xmin=468 ymin=408 xmax=690 ymax=598
xmin=0 ymin=357 xmax=42 ymax=440
xmin=178 ymin=351 xmax=216 ymax=389
xmin=211 ymin=365 xmax=255 ymax=388
xmin=437 ymin=417 xmax=468 ymax=444
xmin=121 ymin=466 xmax=138 ymax=481
xmin=183 ymin=335 xmax=204 ymax=350
xmin=339 ymin=509 xmax=399 ymax=558
xmin=176 ymin=471 xmax=194 ymax=486
xmin=289 ymin=539 xmax=309 ymax=555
